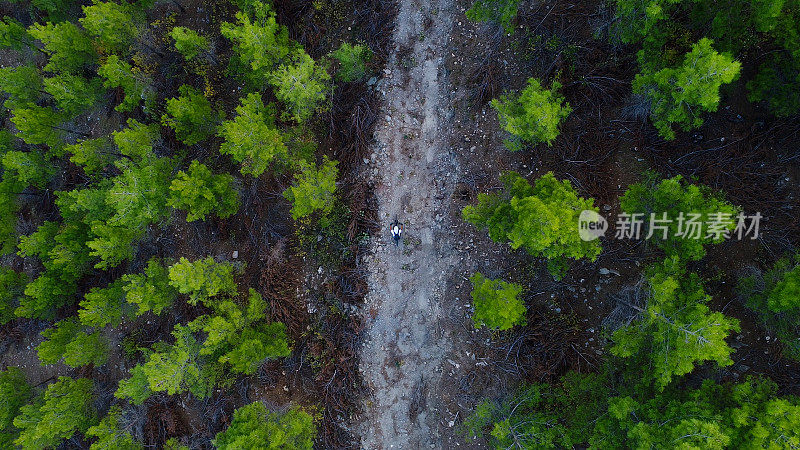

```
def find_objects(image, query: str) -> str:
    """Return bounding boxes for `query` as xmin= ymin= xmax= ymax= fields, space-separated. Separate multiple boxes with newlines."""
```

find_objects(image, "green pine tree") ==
xmin=633 ymin=38 xmax=741 ymax=140
xmin=168 ymin=160 xmax=240 ymax=222
xmin=469 ymin=272 xmax=526 ymax=330
xmin=161 ymin=85 xmax=221 ymax=145
xmin=491 ymin=78 xmax=571 ymax=148
xmin=218 ymin=92 xmax=287 ymax=177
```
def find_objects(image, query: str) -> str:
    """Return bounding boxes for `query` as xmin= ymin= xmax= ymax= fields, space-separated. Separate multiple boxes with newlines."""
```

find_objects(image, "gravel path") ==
xmin=358 ymin=0 xmax=460 ymax=447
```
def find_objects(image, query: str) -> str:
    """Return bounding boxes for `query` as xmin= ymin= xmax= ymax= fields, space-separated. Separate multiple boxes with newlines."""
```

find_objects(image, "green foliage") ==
xmin=164 ymin=438 xmax=189 ymax=450
xmin=64 ymin=137 xmax=115 ymax=175
xmin=113 ymin=118 xmax=158 ymax=161
xmin=612 ymin=0 xmax=681 ymax=45
xmin=170 ymin=26 xmax=209 ymax=60
xmin=168 ymin=257 xmax=238 ymax=306
xmin=136 ymin=325 xmax=214 ymax=399
xmin=98 ymin=55 xmax=155 ymax=113
xmin=738 ymin=254 xmax=800 ymax=360
xmin=169 ymin=160 xmax=240 ymax=222
xmin=633 ymin=38 xmax=741 ymax=140
xmin=122 ymin=258 xmax=176 ymax=316
xmin=465 ymin=0 xmax=522 ymax=33
xmin=620 ymin=172 xmax=738 ymax=261
xmin=114 ymin=365 xmax=151 ymax=405
xmin=220 ymin=9 xmax=291 ymax=88
xmin=469 ymin=272 xmax=525 ymax=330
xmin=331 ymin=42 xmax=372 ymax=82
xmin=0 ymin=65 xmax=42 ymax=109
xmin=10 ymin=105 xmax=66 ymax=151
xmin=78 ymin=279 xmax=127 ymax=328
xmin=43 ymin=74 xmax=103 ymax=116
xmin=611 ymin=257 xmax=740 ymax=390
xmin=0 ymin=367 xmax=31 ymax=447
xmin=28 ymin=21 xmax=96 ymax=74
xmin=463 ymin=371 xmax=607 ymax=448
xmin=85 ymin=406 xmax=142 ymax=450
xmin=283 ymin=157 xmax=338 ymax=220
xmin=463 ymin=171 xmax=602 ymax=265
xmin=747 ymin=52 xmax=800 ymax=117
xmin=15 ymin=220 xmax=93 ymax=320
xmin=161 ymin=85 xmax=221 ymax=145
xmin=189 ymin=289 xmax=290 ymax=374
xmin=213 ymin=402 xmax=316 ymax=450
xmin=37 ymin=317 xmax=109 ymax=367
xmin=14 ymin=377 xmax=96 ymax=449
xmin=106 ymin=156 xmax=173 ymax=229
xmin=0 ymin=176 xmax=24 ymax=256
xmin=269 ymin=49 xmax=330 ymax=122
xmin=218 ymin=92 xmax=287 ymax=177
xmin=0 ymin=268 xmax=26 ymax=324
xmin=491 ymin=78 xmax=571 ymax=147
xmin=0 ymin=17 xmax=33 ymax=51
xmin=1 ymin=150 xmax=55 ymax=189
xmin=80 ymin=1 xmax=138 ymax=53
xmin=466 ymin=370 xmax=800 ymax=449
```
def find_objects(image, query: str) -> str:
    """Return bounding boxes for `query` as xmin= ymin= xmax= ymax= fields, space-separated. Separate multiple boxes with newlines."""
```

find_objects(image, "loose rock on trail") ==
xmin=357 ymin=0 xmax=463 ymax=447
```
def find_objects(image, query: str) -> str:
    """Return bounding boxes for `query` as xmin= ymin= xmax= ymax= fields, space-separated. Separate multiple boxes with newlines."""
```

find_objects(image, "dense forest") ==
xmin=0 ymin=0 xmax=798 ymax=448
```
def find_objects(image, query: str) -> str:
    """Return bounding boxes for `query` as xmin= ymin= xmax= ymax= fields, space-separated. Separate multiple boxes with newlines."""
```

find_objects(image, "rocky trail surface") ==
xmin=357 ymin=0 xmax=463 ymax=447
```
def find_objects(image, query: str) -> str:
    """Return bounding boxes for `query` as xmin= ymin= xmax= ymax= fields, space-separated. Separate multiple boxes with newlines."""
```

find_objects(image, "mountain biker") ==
xmin=390 ymin=219 xmax=403 ymax=246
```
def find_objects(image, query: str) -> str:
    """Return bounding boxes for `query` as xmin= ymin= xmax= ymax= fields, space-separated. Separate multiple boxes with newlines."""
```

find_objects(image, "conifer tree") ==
xmin=283 ymin=157 xmax=338 ymax=220
xmin=0 ymin=367 xmax=31 ymax=447
xmin=469 ymin=272 xmax=526 ymax=331
xmin=161 ymin=85 xmax=221 ymax=145
xmin=189 ymin=289 xmax=290 ymax=375
xmin=10 ymin=105 xmax=69 ymax=151
xmin=331 ymin=42 xmax=372 ymax=82
xmin=491 ymin=78 xmax=571 ymax=148
xmin=465 ymin=0 xmax=522 ymax=32
xmin=85 ymin=406 xmax=142 ymax=450
xmin=269 ymin=50 xmax=330 ymax=122
xmin=611 ymin=257 xmax=740 ymax=390
xmin=0 ymin=65 xmax=42 ymax=109
xmin=64 ymin=137 xmax=115 ymax=175
xmin=14 ymin=377 xmax=96 ymax=449
xmin=218 ymin=92 xmax=287 ymax=177
xmin=168 ymin=257 xmax=237 ymax=306
xmin=1 ymin=150 xmax=55 ymax=189
xmin=214 ymin=402 xmax=316 ymax=449
xmin=168 ymin=160 xmax=240 ymax=222
xmin=620 ymin=172 xmax=738 ymax=261
xmin=0 ymin=17 xmax=34 ymax=51
xmin=37 ymin=317 xmax=109 ymax=368
xmin=633 ymin=38 xmax=741 ymax=140
xmin=98 ymin=55 xmax=155 ymax=113
xmin=220 ymin=8 xmax=291 ymax=87
xmin=122 ymin=258 xmax=177 ymax=316
xmin=170 ymin=26 xmax=209 ymax=60
xmin=0 ymin=268 xmax=26 ymax=324
xmin=78 ymin=279 xmax=127 ymax=328
xmin=463 ymin=171 xmax=602 ymax=273
xmin=80 ymin=1 xmax=139 ymax=53
xmin=28 ymin=21 xmax=97 ymax=74
xmin=43 ymin=74 xmax=103 ymax=116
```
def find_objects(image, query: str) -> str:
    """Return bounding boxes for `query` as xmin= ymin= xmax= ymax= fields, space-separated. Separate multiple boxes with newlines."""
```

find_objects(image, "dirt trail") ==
xmin=358 ymin=0 xmax=459 ymax=447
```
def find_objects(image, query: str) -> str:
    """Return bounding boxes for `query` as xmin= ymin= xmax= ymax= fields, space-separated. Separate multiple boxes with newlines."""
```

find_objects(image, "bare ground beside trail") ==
xmin=356 ymin=0 xmax=466 ymax=446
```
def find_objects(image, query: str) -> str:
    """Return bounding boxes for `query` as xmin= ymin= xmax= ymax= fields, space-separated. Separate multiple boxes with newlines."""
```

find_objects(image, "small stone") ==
xmin=366 ymin=77 xmax=377 ymax=86
xmin=232 ymin=250 xmax=238 ymax=259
